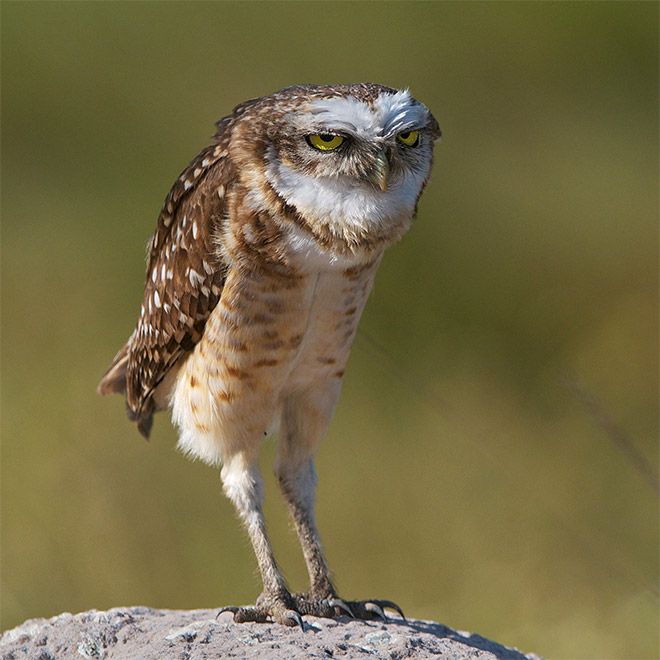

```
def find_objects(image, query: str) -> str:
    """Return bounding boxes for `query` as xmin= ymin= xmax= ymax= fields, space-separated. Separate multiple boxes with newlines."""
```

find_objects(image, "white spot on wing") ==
xmin=188 ymin=269 xmax=204 ymax=286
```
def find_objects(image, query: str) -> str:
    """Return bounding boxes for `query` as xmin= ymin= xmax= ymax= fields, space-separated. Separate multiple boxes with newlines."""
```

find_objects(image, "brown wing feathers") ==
xmin=98 ymin=132 xmax=233 ymax=437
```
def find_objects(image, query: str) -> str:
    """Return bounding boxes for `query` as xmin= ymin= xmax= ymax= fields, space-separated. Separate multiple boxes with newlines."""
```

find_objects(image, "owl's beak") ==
xmin=368 ymin=150 xmax=390 ymax=192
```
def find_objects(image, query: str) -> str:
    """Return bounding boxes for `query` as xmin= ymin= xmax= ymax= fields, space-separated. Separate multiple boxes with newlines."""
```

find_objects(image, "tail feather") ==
xmin=127 ymin=401 xmax=154 ymax=439
xmin=98 ymin=334 xmax=156 ymax=439
xmin=97 ymin=344 xmax=129 ymax=396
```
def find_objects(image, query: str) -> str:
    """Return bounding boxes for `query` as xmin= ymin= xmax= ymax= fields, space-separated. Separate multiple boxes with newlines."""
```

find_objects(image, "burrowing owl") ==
xmin=99 ymin=83 xmax=440 ymax=627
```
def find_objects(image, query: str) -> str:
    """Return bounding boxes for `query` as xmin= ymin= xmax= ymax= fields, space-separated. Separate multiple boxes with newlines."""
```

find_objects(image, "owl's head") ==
xmin=229 ymin=84 xmax=440 ymax=260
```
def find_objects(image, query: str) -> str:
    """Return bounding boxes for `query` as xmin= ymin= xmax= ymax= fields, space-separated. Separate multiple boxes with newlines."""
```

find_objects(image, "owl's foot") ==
xmin=217 ymin=593 xmax=405 ymax=628
xmin=216 ymin=591 xmax=304 ymax=629
xmin=294 ymin=593 xmax=405 ymax=621
xmin=342 ymin=598 xmax=406 ymax=621
xmin=292 ymin=594 xmax=354 ymax=618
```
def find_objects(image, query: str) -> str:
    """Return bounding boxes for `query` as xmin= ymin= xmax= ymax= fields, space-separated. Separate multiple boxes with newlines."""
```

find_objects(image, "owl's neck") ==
xmin=221 ymin=185 xmax=389 ymax=274
xmin=266 ymin=160 xmax=417 ymax=240
xmin=260 ymin=162 xmax=419 ymax=270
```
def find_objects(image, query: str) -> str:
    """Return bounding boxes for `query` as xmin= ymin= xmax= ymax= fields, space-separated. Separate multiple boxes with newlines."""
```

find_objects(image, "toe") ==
xmin=280 ymin=609 xmax=305 ymax=630
xmin=345 ymin=598 xmax=405 ymax=621
xmin=216 ymin=606 xmax=238 ymax=620
xmin=216 ymin=605 xmax=270 ymax=624
xmin=328 ymin=598 xmax=355 ymax=618
xmin=293 ymin=594 xmax=335 ymax=618
xmin=364 ymin=602 xmax=387 ymax=620
xmin=371 ymin=599 xmax=406 ymax=619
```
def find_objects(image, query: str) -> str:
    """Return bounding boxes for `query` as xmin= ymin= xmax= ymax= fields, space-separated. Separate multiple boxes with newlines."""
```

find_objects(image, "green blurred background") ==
xmin=2 ymin=2 xmax=657 ymax=658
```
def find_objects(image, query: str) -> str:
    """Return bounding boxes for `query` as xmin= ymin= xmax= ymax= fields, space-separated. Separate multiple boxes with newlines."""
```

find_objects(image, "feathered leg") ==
xmin=276 ymin=457 xmax=336 ymax=604
xmin=217 ymin=453 xmax=303 ymax=628
xmin=275 ymin=388 xmax=404 ymax=621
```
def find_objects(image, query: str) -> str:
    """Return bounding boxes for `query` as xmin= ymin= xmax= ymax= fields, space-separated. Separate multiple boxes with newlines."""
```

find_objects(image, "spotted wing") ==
xmin=99 ymin=123 xmax=235 ymax=437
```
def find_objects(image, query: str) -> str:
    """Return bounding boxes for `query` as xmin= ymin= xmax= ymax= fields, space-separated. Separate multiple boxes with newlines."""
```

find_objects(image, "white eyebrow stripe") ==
xmin=377 ymin=91 xmax=428 ymax=136
xmin=304 ymin=97 xmax=378 ymax=136
xmin=301 ymin=90 xmax=428 ymax=139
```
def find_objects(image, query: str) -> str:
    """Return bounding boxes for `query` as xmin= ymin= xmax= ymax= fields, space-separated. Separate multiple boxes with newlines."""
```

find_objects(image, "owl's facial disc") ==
xmin=276 ymin=89 xmax=435 ymax=193
xmin=257 ymin=87 xmax=439 ymax=250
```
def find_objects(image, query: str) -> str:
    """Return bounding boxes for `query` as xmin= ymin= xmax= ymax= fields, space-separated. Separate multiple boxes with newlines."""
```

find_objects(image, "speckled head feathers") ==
xmin=224 ymin=84 xmax=440 ymax=256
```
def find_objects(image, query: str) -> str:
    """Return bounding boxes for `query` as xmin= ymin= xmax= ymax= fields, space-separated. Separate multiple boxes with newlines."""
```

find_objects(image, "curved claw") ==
xmin=364 ymin=602 xmax=387 ymax=621
xmin=283 ymin=609 xmax=305 ymax=631
xmin=328 ymin=598 xmax=355 ymax=618
xmin=372 ymin=599 xmax=406 ymax=620
xmin=216 ymin=606 xmax=239 ymax=620
xmin=216 ymin=606 xmax=269 ymax=624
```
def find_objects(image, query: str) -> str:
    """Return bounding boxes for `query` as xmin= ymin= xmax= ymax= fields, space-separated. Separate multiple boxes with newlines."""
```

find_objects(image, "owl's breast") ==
xmin=282 ymin=258 xmax=380 ymax=390
xmin=170 ymin=259 xmax=379 ymax=465
xmin=281 ymin=222 xmax=380 ymax=271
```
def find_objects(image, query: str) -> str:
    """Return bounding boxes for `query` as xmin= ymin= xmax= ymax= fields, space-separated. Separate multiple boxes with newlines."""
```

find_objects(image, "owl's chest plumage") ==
xmin=170 ymin=221 xmax=380 ymax=465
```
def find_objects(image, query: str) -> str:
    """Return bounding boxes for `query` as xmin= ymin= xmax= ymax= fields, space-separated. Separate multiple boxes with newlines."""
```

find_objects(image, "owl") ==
xmin=99 ymin=83 xmax=440 ymax=627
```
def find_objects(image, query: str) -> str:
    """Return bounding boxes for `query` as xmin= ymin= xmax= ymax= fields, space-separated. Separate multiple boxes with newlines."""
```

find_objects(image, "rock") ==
xmin=0 ymin=607 xmax=541 ymax=659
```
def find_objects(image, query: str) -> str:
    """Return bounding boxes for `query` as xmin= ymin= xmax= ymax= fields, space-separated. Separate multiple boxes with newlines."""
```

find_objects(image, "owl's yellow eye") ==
xmin=397 ymin=129 xmax=420 ymax=147
xmin=306 ymin=133 xmax=345 ymax=151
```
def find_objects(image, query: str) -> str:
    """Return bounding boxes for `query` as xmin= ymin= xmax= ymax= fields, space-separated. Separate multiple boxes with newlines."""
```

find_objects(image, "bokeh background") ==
xmin=2 ymin=2 xmax=657 ymax=658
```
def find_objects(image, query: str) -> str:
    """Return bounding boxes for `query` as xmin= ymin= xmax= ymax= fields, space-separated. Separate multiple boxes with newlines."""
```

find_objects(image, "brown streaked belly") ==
xmin=170 ymin=259 xmax=379 ymax=464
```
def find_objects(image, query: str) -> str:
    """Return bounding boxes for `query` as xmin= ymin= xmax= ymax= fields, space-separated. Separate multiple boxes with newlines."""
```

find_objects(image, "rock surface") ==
xmin=0 ymin=607 xmax=541 ymax=659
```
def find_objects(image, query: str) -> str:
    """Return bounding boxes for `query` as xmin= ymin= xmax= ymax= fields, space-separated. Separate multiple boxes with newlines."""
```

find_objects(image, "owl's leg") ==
xmin=275 ymin=388 xmax=405 ymax=621
xmin=276 ymin=388 xmax=337 ymax=597
xmin=276 ymin=452 xmax=403 ymax=621
xmin=276 ymin=457 xmax=336 ymax=602
xmin=217 ymin=452 xmax=303 ymax=628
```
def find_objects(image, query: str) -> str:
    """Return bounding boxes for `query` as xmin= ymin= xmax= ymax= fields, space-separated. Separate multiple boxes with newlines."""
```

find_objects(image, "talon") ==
xmin=329 ymin=598 xmax=354 ymax=618
xmin=284 ymin=609 xmax=305 ymax=631
xmin=373 ymin=599 xmax=406 ymax=619
xmin=216 ymin=606 xmax=239 ymax=620
xmin=364 ymin=602 xmax=387 ymax=621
